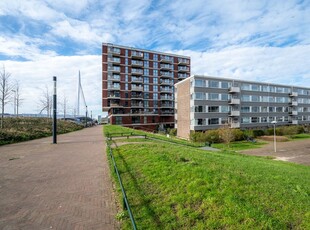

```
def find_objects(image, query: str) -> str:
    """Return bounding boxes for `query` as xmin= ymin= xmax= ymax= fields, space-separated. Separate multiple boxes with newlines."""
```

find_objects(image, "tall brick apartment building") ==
xmin=102 ymin=43 xmax=190 ymax=130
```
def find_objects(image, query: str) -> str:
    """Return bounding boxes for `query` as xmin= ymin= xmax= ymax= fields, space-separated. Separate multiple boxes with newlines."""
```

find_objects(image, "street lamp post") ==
xmin=271 ymin=121 xmax=277 ymax=152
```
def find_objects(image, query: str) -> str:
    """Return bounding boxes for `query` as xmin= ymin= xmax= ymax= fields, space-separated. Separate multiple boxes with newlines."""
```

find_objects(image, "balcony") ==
xmin=108 ymin=66 xmax=120 ymax=73
xmin=229 ymin=98 xmax=240 ymax=105
xmin=290 ymin=101 xmax=298 ymax=106
xmin=160 ymin=64 xmax=173 ymax=70
xmin=229 ymin=87 xmax=240 ymax=93
xmin=160 ymin=55 xmax=173 ymax=63
xmin=289 ymin=120 xmax=298 ymax=125
xmin=289 ymin=111 xmax=298 ymax=116
xmin=131 ymin=60 xmax=143 ymax=67
xmin=161 ymin=103 xmax=174 ymax=108
xmin=131 ymin=94 xmax=143 ymax=99
xmin=229 ymin=111 xmax=240 ymax=116
xmin=107 ymin=57 xmax=120 ymax=64
xmin=160 ymin=71 xmax=174 ymax=78
xmin=131 ymin=85 xmax=143 ymax=91
xmin=131 ymin=51 xmax=143 ymax=59
xmin=107 ymin=94 xmax=120 ymax=99
xmin=178 ymin=58 xmax=189 ymax=65
xmin=160 ymin=80 xmax=173 ymax=86
xmin=160 ymin=87 xmax=173 ymax=93
xmin=108 ymin=74 xmax=120 ymax=81
xmin=131 ymin=77 xmax=143 ymax=83
xmin=230 ymin=122 xmax=240 ymax=128
xmin=131 ymin=68 xmax=143 ymax=75
xmin=108 ymin=85 xmax=120 ymax=90
xmin=178 ymin=73 xmax=188 ymax=80
xmin=289 ymin=92 xmax=298 ymax=97
xmin=108 ymin=47 xmax=121 ymax=55
xmin=160 ymin=95 xmax=173 ymax=100
xmin=131 ymin=102 xmax=143 ymax=108
xmin=178 ymin=66 xmax=189 ymax=72
xmin=110 ymin=103 xmax=122 ymax=108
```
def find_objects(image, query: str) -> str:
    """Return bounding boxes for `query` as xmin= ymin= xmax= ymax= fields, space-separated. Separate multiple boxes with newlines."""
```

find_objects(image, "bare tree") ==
xmin=13 ymin=80 xmax=23 ymax=116
xmin=219 ymin=123 xmax=235 ymax=151
xmin=0 ymin=66 xmax=14 ymax=128
xmin=59 ymin=92 xmax=69 ymax=119
xmin=38 ymin=85 xmax=52 ymax=118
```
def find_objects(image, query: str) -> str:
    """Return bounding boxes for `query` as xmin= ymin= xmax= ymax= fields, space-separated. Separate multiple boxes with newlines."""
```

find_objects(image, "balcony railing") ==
xmin=131 ymin=94 xmax=143 ymax=99
xmin=290 ymin=101 xmax=298 ymax=106
xmin=131 ymin=102 xmax=143 ymax=107
xmin=231 ymin=122 xmax=240 ymax=128
xmin=178 ymin=66 xmax=189 ymax=72
xmin=229 ymin=111 xmax=240 ymax=116
xmin=289 ymin=120 xmax=298 ymax=124
xmin=229 ymin=87 xmax=240 ymax=93
xmin=131 ymin=60 xmax=143 ymax=66
xmin=289 ymin=111 xmax=298 ymax=116
xmin=160 ymin=87 xmax=173 ymax=93
xmin=108 ymin=57 xmax=120 ymax=63
xmin=131 ymin=77 xmax=143 ymax=83
xmin=289 ymin=92 xmax=298 ymax=97
xmin=108 ymin=47 xmax=121 ymax=55
xmin=108 ymin=75 xmax=120 ymax=81
xmin=161 ymin=103 xmax=174 ymax=108
xmin=131 ymin=86 xmax=143 ymax=91
xmin=229 ymin=98 xmax=240 ymax=104
xmin=107 ymin=94 xmax=120 ymax=98
xmin=108 ymin=85 xmax=120 ymax=90
xmin=160 ymin=55 xmax=173 ymax=63
xmin=160 ymin=71 xmax=174 ymax=78
xmin=160 ymin=96 xmax=173 ymax=100
xmin=160 ymin=64 xmax=173 ymax=70
xmin=131 ymin=68 xmax=143 ymax=75
xmin=108 ymin=66 xmax=120 ymax=72
xmin=160 ymin=80 xmax=174 ymax=85
xmin=178 ymin=73 xmax=188 ymax=79
xmin=178 ymin=58 xmax=189 ymax=65
xmin=131 ymin=51 xmax=143 ymax=59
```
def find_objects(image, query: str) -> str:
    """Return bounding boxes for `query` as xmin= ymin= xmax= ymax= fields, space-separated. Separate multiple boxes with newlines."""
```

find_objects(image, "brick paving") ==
xmin=0 ymin=126 xmax=119 ymax=230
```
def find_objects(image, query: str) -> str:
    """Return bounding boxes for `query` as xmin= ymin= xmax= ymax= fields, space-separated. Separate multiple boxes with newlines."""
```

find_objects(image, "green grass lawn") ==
xmin=290 ymin=133 xmax=310 ymax=140
xmin=212 ymin=140 xmax=267 ymax=151
xmin=105 ymin=126 xmax=310 ymax=229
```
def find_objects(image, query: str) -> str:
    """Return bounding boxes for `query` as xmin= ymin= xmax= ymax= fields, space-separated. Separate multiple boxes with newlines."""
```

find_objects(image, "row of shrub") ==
xmin=0 ymin=117 xmax=83 ymax=145
xmin=189 ymin=125 xmax=309 ymax=143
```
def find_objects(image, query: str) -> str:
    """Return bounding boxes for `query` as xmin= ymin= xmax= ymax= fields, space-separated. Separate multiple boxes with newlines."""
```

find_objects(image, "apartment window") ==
xmin=221 ymin=94 xmax=230 ymax=101
xmin=221 ymin=117 xmax=228 ymax=124
xmin=269 ymin=96 xmax=275 ymax=102
xmin=277 ymin=117 xmax=283 ymax=122
xmin=241 ymin=117 xmax=250 ymax=123
xmin=125 ymin=58 xmax=128 ymax=65
xmin=144 ymin=52 xmax=149 ymax=60
xmin=144 ymin=117 xmax=147 ymax=124
xmin=276 ymin=97 xmax=284 ymax=103
xmin=195 ymin=92 xmax=206 ymax=100
xmin=144 ymin=93 xmax=149 ymax=99
xmin=269 ymin=107 xmax=274 ymax=112
xmin=252 ymin=106 xmax=259 ymax=113
xmin=252 ymin=95 xmax=260 ymax=102
xmin=209 ymin=80 xmax=219 ymax=88
xmin=241 ymin=84 xmax=250 ymax=90
xmin=241 ymin=95 xmax=251 ymax=102
xmin=208 ymin=118 xmax=219 ymax=125
xmin=144 ymin=61 xmax=149 ymax=67
xmin=153 ymin=85 xmax=158 ymax=92
xmin=144 ymin=100 xmax=149 ymax=108
xmin=262 ymin=85 xmax=269 ymax=92
xmin=241 ymin=106 xmax=250 ymax=113
xmin=251 ymin=117 xmax=259 ymax=123
xmin=154 ymin=69 xmax=158 ymax=76
xmin=153 ymin=54 xmax=158 ymax=61
xmin=144 ymin=68 xmax=149 ymax=75
xmin=153 ymin=62 xmax=158 ymax=69
xmin=208 ymin=106 xmax=219 ymax=113
xmin=209 ymin=93 xmax=219 ymax=100
xmin=115 ymin=117 xmax=122 ymax=125
xmin=144 ymin=77 xmax=149 ymax=84
xmin=261 ymin=106 xmax=268 ymax=112
xmin=194 ymin=79 xmax=205 ymax=87
xmin=269 ymin=86 xmax=275 ymax=92
xmin=153 ymin=93 xmax=158 ymax=100
xmin=251 ymin=84 xmax=260 ymax=91
xmin=125 ymin=83 xmax=128 ymax=90
xmin=284 ymin=107 xmax=289 ymax=112
xmin=221 ymin=81 xmax=230 ymax=89
xmin=197 ymin=119 xmax=205 ymax=125
xmin=125 ymin=74 xmax=128 ymax=81
xmin=262 ymin=96 xmax=269 ymax=102
xmin=132 ymin=116 xmax=140 ymax=124
xmin=261 ymin=117 xmax=268 ymax=122
xmin=144 ymin=84 xmax=149 ymax=92
xmin=125 ymin=50 xmax=128 ymax=57
xmin=221 ymin=106 xmax=230 ymax=113
xmin=153 ymin=77 xmax=158 ymax=84
xmin=269 ymin=117 xmax=275 ymax=122
xmin=195 ymin=106 xmax=204 ymax=112
xmin=276 ymin=107 xmax=283 ymax=112
xmin=125 ymin=66 xmax=128 ymax=74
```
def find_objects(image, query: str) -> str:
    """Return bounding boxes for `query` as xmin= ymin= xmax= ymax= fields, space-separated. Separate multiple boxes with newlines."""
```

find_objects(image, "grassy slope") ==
xmin=105 ymin=125 xmax=310 ymax=229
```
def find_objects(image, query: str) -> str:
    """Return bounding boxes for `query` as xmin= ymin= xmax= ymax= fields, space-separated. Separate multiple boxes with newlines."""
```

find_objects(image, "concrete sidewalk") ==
xmin=0 ymin=126 xmax=119 ymax=229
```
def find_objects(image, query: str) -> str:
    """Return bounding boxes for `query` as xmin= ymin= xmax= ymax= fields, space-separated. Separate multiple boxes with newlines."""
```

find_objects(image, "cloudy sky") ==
xmin=0 ymin=0 xmax=309 ymax=117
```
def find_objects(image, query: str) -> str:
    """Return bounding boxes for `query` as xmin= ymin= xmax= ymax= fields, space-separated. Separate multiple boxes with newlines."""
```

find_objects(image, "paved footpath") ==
xmin=0 ymin=126 xmax=119 ymax=230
